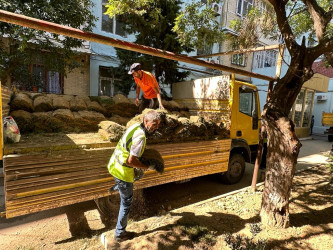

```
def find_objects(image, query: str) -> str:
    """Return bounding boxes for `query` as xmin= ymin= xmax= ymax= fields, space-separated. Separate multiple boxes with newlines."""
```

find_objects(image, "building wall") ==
xmin=312 ymin=78 xmax=333 ymax=134
xmin=64 ymin=56 xmax=90 ymax=96
xmin=89 ymin=0 xmax=136 ymax=96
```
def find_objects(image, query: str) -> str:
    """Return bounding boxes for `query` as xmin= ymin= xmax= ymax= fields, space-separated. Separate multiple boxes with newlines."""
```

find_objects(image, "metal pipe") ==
xmin=0 ymin=10 xmax=275 ymax=82
xmin=194 ymin=44 xmax=281 ymax=58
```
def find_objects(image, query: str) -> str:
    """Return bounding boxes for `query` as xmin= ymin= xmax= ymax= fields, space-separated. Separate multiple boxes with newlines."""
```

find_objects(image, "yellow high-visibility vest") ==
xmin=107 ymin=123 xmax=146 ymax=183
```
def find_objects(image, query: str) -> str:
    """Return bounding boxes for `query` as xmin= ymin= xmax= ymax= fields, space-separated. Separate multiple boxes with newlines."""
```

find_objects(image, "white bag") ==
xmin=3 ymin=116 xmax=21 ymax=143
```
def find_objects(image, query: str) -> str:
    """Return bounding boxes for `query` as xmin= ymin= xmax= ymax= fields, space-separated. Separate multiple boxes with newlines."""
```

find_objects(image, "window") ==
xmin=31 ymin=65 xmax=62 ymax=94
xmin=302 ymin=91 xmax=314 ymax=127
xmin=101 ymin=0 xmax=126 ymax=37
xmin=197 ymin=43 xmax=213 ymax=56
xmin=253 ymin=49 xmax=278 ymax=69
xmin=99 ymin=66 xmax=121 ymax=97
xmin=294 ymin=90 xmax=305 ymax=127
xmin=232 ymin=53 xmax=246 ymax=66
xmin=258 ymin=0 xmax=272 ymax=14
xmin=236 ymin=0 xmax=253 ymax=16
xmin=239 ymin=87 xmax=253 ymax=116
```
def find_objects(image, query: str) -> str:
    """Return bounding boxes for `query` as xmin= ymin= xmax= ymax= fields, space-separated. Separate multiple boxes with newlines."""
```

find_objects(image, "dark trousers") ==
xmin=139 ymin=96 xmax=158 ymax=113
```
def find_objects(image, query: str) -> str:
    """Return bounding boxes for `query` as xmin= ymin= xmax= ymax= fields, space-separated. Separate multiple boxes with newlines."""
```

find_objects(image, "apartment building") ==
xmin=86 ymin=0 xmax=281 ymax=97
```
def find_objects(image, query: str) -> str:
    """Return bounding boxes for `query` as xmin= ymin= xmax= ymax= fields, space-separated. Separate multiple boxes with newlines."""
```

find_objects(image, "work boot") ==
xmin=114 ymin=231 xmax=136 ymax=242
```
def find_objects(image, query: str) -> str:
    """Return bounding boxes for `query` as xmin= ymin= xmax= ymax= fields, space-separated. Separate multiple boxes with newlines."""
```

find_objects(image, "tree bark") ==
xmin=260 ymin=110 xmax=302 ymax=228
xmin=259 ymin=53 xmax=309 ymax=228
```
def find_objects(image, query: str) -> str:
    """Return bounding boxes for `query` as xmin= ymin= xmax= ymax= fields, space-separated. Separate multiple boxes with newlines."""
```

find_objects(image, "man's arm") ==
xmin=135 ymin=85 xmax=141 ymax=106
xmin=126 ymin=154 xmax=149 ymax=170
xmin=153 ymin=86 xmax=165 ymax=110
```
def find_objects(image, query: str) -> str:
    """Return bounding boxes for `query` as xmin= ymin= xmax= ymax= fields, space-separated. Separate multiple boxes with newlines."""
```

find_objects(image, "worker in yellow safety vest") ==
xmin=107 ymin=110 xmax=161 ymax=242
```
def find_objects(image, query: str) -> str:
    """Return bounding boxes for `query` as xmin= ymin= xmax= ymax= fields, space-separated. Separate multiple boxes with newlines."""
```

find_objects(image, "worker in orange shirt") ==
xmin=128 ymin=63 xmax=165 ymax=112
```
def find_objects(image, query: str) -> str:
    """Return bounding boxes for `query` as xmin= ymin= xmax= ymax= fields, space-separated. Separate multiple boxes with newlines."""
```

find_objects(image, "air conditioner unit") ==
xmin=211 ymin=2 xmax=222 ymax=16
xmin=317 ymin=95 xmax=328 ymax=101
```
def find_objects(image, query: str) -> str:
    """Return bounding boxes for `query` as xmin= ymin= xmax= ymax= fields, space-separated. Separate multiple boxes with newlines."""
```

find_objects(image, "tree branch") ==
xmin=324 ymin=52 xmax=333 ymax=68
xmin=268 ymin=1 xmax=299 ymax=54
xmin=302 ymin=0 xmax=333 ymax=40
xmin=309 ymin=38 xmax=333 ymax=62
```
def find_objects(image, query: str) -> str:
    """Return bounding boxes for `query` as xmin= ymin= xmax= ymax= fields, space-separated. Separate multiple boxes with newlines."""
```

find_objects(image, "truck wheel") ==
xmin=328 ymin=135 xmax=333 ymax=142
xmin=221 ymin=153 xmax=245 ymax=184
xmin=94 ymin=197 xmax=117 ymax=227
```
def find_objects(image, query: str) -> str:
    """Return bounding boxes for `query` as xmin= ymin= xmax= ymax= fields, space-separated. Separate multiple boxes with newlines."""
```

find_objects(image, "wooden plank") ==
xmin=4 ymin=139 xmax=231 ymax=218
xmin=6 ymin=160 xmax=229 ymax=218
xmin=6 ymin=168 xmax=109 ymax=189
xmin=6 ymin=170 xmax=110 ymax=192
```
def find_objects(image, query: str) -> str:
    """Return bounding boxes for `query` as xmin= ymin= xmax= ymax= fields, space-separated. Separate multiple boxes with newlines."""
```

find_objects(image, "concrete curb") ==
xmin=99 ymin=164 xmax=319 ymax=249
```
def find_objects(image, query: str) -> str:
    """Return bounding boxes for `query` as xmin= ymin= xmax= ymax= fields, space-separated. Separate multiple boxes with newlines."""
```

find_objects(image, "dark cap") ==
xmin=128 ymin=63 xmax=141 ymax=74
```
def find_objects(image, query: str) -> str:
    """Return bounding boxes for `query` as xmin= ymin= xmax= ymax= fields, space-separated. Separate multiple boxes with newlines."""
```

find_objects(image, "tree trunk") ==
xmin=260 ymin=110 xmax=302 ymax=228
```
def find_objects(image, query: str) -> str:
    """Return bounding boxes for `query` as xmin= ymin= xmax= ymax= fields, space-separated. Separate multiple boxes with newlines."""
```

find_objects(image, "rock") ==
xmin=34 ymin=95 xmax=53 ymax=112
xmin=10 ymin=93 xmax=34 ymax=112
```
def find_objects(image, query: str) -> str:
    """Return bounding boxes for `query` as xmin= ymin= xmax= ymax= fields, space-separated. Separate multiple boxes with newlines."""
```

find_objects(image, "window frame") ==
xmin=99 ymin=66 xmax=121 ymax=97
xmin=231 ymin=53 xmax=246 ymax=67
xmin=236 ymin=0 xmax=253 ymax=17
xmin=101 ymin=0 xmax=126 ymax=37
xmin=239 ymin=87 xmax=254 ymax=117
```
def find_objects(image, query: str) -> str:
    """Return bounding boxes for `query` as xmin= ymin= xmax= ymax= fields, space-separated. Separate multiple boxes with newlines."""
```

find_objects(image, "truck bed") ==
xmin=3 ymin=134 xmax=231 ymax=218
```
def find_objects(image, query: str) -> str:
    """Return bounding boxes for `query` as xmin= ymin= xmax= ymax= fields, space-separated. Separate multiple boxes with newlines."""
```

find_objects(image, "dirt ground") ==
xmin=0 ymin=162 xmax=332 ymax=250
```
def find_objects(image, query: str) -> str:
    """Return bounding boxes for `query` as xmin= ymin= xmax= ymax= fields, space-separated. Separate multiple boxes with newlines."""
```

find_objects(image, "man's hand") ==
xmin=135 ymin=97 xmax=139 ymax=106
xmin=159 ymin=104 xmax=165 ymax=110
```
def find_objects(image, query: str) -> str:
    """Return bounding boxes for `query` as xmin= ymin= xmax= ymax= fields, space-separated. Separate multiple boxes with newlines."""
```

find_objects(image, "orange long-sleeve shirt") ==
xmin=134 ymin=71 xmax=160 ymax=99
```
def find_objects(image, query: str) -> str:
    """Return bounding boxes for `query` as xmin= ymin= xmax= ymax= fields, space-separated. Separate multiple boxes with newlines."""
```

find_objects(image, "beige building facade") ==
xmin=198 ymin=0 xmax=277 ymax=82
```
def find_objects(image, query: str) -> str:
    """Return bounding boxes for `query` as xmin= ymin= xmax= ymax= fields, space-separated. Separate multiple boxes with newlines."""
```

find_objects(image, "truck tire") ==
xmin=221 ymin=153 xmax=245 ymax=184
xmin=94 ymin=197 xmax=117 ymax=227
xmin=328 ymin=135 xmax=333 ymax=142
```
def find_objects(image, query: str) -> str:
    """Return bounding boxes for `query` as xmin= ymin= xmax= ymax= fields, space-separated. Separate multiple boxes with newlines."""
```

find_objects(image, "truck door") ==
xmin=231 ymin=83 xmax=260 ymax=145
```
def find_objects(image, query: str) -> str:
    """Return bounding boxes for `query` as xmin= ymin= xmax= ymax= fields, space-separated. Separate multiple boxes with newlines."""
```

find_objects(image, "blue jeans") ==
xmin=113 ymin=177 xmax=133 ymax=237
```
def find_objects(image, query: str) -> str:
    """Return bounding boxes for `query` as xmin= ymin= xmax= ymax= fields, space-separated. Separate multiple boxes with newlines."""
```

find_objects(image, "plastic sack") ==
xmin=3 ymin=116 xmax=21 ymax=143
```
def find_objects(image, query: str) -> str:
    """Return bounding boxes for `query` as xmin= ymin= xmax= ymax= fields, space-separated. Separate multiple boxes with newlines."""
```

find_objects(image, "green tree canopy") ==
xmin=105 ymin=0 xmax=193 ymax=96
xmin=0 ymin=0 xmax=96 ymax=87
